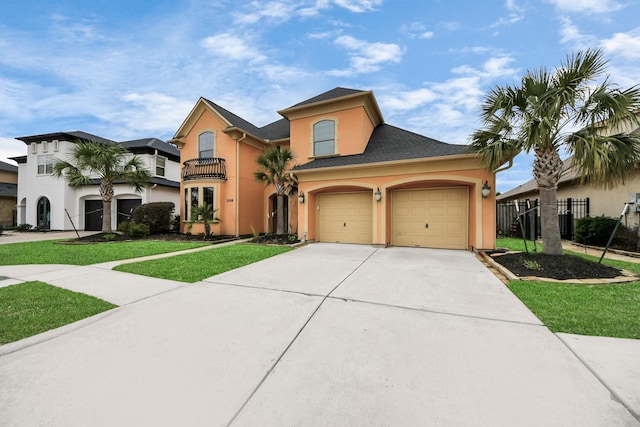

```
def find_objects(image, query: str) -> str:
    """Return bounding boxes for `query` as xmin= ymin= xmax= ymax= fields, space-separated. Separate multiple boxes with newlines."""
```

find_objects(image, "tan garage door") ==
xmin=318 ymin=193 xmax=373 ymax=244
xmin=392 ymin=187 xmax=468 ymax=249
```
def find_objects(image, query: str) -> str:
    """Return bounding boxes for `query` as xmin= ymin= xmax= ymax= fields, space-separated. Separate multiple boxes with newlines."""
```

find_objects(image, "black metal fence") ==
xmin=496 ymin=198 xmax=590 ymax=240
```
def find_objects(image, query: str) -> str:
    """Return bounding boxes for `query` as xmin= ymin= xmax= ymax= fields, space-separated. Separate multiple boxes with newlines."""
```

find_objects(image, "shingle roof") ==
xmin=202 ymin=98 xmax=264 ymax=136
xmin=287 ymin=87 xmax=366 ymax=109
xmin=293 ymin=124 xmax=469 ymax=171
xmin=120 ymin=138 xmax=180 ymax=160
xmin=0 ymin=160 xmax=18 ymax=173
xmin=496 ymin=157 xmax=576 ymax=201
xmin=259 ymin=118 xmax=290 ymax=140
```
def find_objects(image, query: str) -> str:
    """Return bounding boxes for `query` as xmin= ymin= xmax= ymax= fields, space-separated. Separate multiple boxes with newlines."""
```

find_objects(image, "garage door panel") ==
xmin=318 ymin=193 xmax=372 ymax=245
xmin=392 ymin=187 xmax=468 ymax=250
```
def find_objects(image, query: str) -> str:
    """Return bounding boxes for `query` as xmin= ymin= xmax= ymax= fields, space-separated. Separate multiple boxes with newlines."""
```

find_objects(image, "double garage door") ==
xmin=317 ymin=188 xmax=468 ymax=249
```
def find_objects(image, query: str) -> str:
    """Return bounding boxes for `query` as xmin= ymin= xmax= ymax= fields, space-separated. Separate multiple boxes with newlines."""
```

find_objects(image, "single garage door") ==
xmin=318 ymin=192 xmax=373 ymax=244
xmin=392 ymin=187 xmax=468 ymax=249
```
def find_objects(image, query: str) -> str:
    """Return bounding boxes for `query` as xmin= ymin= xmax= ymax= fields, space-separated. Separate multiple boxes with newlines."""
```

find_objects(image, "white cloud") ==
xmin=543 ymin=0 xmax=624 ymax=14
xmin=601 ymin=30 xmax=640 ymax=59
xmin=378 ymin=89 xmax=437 ymax=112
xmin=234 ymin=0 xmax=382 ymax=24
xmin=200 ymin=33 xmax=267 ymax=62
xmin=400 ymin=22 xmax=435 ymax=39
xmin=0 ymin=137 xmax=26 ymax=166
xmin=328 ymin=35 xmax=404 ymax=75
xmin=488 ymin=0 xmax=524 ymax=28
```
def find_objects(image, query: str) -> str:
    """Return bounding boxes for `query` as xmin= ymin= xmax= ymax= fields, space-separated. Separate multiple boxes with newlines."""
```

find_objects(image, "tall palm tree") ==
xmin=53 ymin=140 xmax=151 ymax=233
xmin=255 ymin=147 xmax=297 ymax=236
xmin=469 ymin=49 xmax=640 ymax=255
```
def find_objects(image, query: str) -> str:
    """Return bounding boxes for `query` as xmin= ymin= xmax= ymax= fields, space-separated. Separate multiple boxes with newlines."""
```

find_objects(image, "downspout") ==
xmin=236 ymin=132 xmax=247 ymax=237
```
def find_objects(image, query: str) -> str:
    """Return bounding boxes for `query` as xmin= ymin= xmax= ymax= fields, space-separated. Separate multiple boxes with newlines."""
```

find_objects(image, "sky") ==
xmin=1 ymin=0 xmax=639 ymax=192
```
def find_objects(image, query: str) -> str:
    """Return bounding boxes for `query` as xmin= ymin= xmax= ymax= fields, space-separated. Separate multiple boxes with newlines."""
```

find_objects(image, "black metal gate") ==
xmin=496 ymin=198 xmax=589 ymax=240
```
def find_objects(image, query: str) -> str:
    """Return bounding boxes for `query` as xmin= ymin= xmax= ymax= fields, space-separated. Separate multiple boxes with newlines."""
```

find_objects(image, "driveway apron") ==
xmin=1 ymin=243 xmax=638 ymax=426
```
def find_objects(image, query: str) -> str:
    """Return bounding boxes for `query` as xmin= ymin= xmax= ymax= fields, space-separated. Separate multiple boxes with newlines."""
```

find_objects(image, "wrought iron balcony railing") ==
xmin=182 ymin=157 xmax=227 ymax=181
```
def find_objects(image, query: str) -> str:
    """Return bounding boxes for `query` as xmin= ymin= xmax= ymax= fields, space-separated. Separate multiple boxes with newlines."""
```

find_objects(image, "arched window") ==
xmin=198 ymin=132 xmax=214 ymax=158
xmin=313 ymin=120 xmax=335 ymax=156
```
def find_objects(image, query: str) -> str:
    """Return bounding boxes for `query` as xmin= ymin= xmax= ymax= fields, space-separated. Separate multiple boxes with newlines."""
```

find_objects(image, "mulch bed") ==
xmin=66 ymin=232 xmax=235 ymax=244
xmin=249 ymin=234 xmax=301 ymax=245
xmin=491 ymin=252 xmax=622 ymax=280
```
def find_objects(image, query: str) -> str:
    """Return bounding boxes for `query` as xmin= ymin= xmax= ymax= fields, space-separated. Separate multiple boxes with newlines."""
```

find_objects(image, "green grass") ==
xmin=508 ymin=280 xmax=640 ymax=339
xmin=496 ymin=237 xmax=640 ymax=339
xmin=496 ymin=237 xmax=541 ymax=252
xmin=0 ymin=240 xmax=210 ymax=266
xmin=0 ymin=281 xmax=117 ymax=345
xmin=114 ymin=244 xmax=293 ymax=282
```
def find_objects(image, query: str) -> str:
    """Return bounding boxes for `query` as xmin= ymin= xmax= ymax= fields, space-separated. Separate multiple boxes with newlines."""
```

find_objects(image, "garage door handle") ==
xmin=425 ymin=223 xmax=429 ymax=228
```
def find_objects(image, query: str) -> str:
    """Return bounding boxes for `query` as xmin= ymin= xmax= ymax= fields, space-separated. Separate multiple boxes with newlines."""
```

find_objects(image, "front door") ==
xmin=85 ymin=200 xmax=103 ymax=231
xmin=36 ymin=197 xmax=50 ymax=230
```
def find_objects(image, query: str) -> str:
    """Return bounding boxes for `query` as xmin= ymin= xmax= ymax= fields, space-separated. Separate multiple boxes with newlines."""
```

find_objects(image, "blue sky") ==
xmin=1 ymin=0 xmax=639 ymax=192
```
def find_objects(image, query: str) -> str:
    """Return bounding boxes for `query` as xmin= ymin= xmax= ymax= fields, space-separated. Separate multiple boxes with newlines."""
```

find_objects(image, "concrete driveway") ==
xmin=0 ymin=244 xmax=638 ymax=426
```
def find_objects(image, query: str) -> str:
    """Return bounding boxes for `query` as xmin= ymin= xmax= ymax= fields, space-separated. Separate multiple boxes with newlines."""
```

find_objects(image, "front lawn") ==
xmin=495 ymin=237 xmax=640 ymax=339
xmin=114 ymin=244 xmax=292 ymax=282
xmin=0 ymin=240 xmax=210 ymax=266
xmin=0 ymin=281 xmax=116 ymax=345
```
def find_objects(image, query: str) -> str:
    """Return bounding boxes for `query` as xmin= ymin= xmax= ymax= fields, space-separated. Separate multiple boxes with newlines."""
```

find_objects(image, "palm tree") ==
xmin=469 ymin=49 xmax=640 ymax=255
xmin=255 ymin=147 xmax=297 ymax=236
xmin=53 ymin=140 xmax=151 ymax=233
xmin=190 ymin=203 xmax=219 ymax=238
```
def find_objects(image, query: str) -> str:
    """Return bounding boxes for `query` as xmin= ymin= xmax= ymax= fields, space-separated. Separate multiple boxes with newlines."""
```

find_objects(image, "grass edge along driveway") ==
xmin=114 ymin=244 xmax=293 ymax=283
xmin=496 ymin=238 xmax=640 ymax=339
xmin=0 ymin=240 xmax=211 ymax=266
xmin=0 ymin=281 xmax=116 ymax=345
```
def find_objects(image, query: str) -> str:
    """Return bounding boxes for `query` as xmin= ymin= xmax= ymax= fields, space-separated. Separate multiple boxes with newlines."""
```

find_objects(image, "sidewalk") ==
xmin=563 ymin=240 xmax=640 ymax=263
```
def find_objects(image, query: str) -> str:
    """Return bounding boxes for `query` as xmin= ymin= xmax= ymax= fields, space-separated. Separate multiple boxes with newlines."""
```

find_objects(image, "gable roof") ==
xmin=293 ymin=124 xmax=469 ymax=171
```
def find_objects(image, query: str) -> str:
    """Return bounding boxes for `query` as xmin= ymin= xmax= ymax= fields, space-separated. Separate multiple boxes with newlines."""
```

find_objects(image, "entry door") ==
xmin=392 ymin=187 xmax=468 ymax=249
xmin=85 ymin=200 xmax=103 ymax=231
xmin=317 ymin=193 xmax=372 ymax=244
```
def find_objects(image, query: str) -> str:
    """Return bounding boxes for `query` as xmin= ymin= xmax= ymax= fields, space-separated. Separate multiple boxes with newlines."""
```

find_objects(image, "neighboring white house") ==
xmin=11 ymin=131 xmax=180 ymax=231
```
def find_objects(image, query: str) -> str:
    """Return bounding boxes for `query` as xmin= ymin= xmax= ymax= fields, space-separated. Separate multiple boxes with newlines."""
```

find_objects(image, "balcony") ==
xmin=182 ymin=158 xmax=227 ymax=181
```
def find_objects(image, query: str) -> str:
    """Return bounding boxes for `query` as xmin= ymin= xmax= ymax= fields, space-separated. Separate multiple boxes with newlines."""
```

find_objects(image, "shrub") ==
xmin=128 ymin=223 xmax=150 ymax=238
xmin=131 ymin=202 xmax=174 ymax=234
xmin=17 ymin=224 xmax=32 ymax=232
xmin=574 ymin=216 xmax=619 ymax=246
xmin=612 ymin=225 xmax=640 ymax=252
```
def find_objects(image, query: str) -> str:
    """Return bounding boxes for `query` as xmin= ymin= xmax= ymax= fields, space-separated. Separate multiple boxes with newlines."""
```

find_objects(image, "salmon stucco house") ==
xmin=171 ymin=87 xmax=497 ymax=250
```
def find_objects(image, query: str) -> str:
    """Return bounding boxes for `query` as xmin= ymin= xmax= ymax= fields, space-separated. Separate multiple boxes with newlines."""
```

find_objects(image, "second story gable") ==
xmin=278 ymin=88 xmax=383 ymax=162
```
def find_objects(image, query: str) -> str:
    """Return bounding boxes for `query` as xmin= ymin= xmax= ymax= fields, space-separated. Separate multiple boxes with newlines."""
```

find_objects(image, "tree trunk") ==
xmin=539 ymin=187 xmax=563 ymax=255
xmin=102 ymin=199 xmax=112 ymax=233
xmin=533 ymin=147 xmax=564 ymax=255
xmin=276 ymin=193 xmax=285 ymax=236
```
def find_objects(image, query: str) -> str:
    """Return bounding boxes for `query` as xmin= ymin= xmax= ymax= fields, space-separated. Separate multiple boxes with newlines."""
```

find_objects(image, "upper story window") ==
xmin=155 ymin=156 xmax=166 ymax=177
xmin=313 ymin=120 xmax=335 ymax=156
xmin=37 ymin=154 xmax=53 ymax=175
xmin=198 ymin=132 xmax=214 ymax=158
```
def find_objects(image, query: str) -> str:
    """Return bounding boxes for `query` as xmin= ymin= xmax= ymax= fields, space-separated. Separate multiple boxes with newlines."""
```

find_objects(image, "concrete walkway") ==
xmin=0 ymin=243 xmax=638 ymax=425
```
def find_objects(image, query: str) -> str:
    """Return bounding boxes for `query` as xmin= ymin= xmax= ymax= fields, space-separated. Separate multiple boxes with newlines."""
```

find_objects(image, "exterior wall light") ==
xmin=298 ymin=191 xmax=305 ymax=204
xmin=375 ymin=188 xmax=382 ymax=202
xmin=482 ymin=181 xmax=491 ymax=198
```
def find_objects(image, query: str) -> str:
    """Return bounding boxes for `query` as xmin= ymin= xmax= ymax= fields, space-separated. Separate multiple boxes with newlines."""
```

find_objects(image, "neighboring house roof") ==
xmin=497 ymin=157 xmax=577 ymax=201
xmin=8 ymin=156 xmax=26 ymax=164
xmin=293 ymin=124 xmax=469 ymax=171
xmin=0 ymin=160 xmax=18 ymax=173
xmin=16 ymin=131 xmax=114 ymax=145
xmin=120 ymin=138 xmax=180 ymax=161
xmin=0 ymin=182 xmax=17 ymax=198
